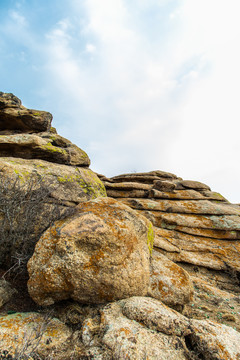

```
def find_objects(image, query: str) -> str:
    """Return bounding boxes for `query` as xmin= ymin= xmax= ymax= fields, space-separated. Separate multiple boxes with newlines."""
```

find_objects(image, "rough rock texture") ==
xmin=100 ymin=170 xmax=240 ymax=333
xmin=148 ymin=250 xmax=193 ymax=306
xmin=100 ymin=299 xmax=189 ymax=360
xmin=98 ymin=296 xmax=240 ymax=360
xmin=0 ymin=133 xmax=90 ymax=166
xmin=187 ymin=319 xmax=240 ymax=360
xmin=0 ymin=312 xmax=82 ymax=359
xmin=27 ymin=197 xmax=152 ymax=305
xmin=0 ymin=93 xmax=106 ymax=268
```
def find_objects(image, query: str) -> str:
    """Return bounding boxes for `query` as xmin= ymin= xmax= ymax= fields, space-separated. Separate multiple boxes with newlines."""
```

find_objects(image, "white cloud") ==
xmin=41 ymin=0 xmax=240 ymax=202
xmin=2 ymin=0 xmax=240 ymax=202
xmin=9 ymin=10 xmax=27 ymax=26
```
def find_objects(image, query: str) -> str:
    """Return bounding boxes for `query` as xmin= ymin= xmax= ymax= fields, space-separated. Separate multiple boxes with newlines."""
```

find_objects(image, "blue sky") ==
xmin=1 ymin=0 xmax=240 ymax=203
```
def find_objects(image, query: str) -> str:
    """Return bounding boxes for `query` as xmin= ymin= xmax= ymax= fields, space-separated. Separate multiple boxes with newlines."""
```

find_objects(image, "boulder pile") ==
xmin=1 ymin=93 xmax=240 ymax=360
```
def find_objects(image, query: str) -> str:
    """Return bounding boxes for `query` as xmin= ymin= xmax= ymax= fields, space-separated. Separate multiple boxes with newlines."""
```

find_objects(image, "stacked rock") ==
xmin=0 ymin=92 xmax=106 ymax=266
xmin=100 ymin=170 xmax=240 ymax=329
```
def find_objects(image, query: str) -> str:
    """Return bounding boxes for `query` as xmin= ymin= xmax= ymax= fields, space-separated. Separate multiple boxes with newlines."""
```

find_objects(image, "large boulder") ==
xmin=27 ymin=197 xmax=153 ymax=305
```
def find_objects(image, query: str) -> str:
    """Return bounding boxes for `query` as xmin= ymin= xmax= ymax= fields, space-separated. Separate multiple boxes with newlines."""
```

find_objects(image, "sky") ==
xmin=0 ymin=0 xmax=240 ymax=203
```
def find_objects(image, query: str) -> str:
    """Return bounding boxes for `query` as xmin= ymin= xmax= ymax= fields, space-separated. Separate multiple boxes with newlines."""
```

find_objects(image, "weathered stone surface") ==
xmin=0 ymin=92 xmax=22 ymax=109
xmin=27 ymin=197 xmax=152 ymax=306
xmin=152 ymin=180 xmax=176 ymax=192
xmin=0 ymin=312 xmax=82 ymax=359
xmin=121 ymin=296 xmax=190 ymax=336
xmin=149 ymin=188 xmax=226 ymax=200
xmin=183 ymin=276 xmax=240 ymax=332
xmin=0 ymin=133 xmax=90 ymax=166
xmin=0 ymin=92 xmax=52 ymax=133
xmin=111 ymin=170 xmax=178 ymax=183
xmin=177 ymin=180 xmax=211 ymax=190
xmin=0 ymin=157 xmax=106 ymax=267
xmin=167 ymin=225 xmax=240 ymax=239
xmin=148 ymin=250 xmax=194 ymax=306
xmin=120 ymin=198 xmax=240 ymax=215
xmin=188 ymin=319 xmax=240 ymax=360
xmin=100 ymin=301 xmax=189 ymax=360
xmin=0 ymin=157 xmax=106 ymax=205
xmin=107 ymin=189 xmax=149 ymax=198
xmin=0 ymin=280 xmax=17 ymax=308
xmin=154 ymin=227 xmax=240 ymax=271
xmin=104 ymin=181 xmax=151 ymax=191
xmin=140 ymin=211 xmax=240 ymax=231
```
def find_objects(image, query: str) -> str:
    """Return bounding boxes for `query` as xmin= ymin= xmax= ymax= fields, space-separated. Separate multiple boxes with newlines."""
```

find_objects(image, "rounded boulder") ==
xmin=27 ymin=197 xmax=152 ymax=305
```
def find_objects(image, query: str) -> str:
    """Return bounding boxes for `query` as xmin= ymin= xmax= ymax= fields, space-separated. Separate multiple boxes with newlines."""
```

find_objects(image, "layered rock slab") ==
xmin=102 ymin=171 xmax=240 ymax=276
xmin=0 ymin=133 xmax=90 ymax=166
xmin=0 ymin=92 xmax=52 ymax=133
xmin=27 ymin=197 xmax=152 ymax=306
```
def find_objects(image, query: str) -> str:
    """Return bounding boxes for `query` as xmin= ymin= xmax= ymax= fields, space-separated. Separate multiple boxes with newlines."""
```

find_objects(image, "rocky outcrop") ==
xmin=100 ymin=170 xmax=240 ymax=334
xmin=0 ymin=92 xmax=106 ymax=268
xmin=1 ymin=93 xmax=240 ymax=359
xmin=101 ymin=171 xmax=240 ymax=276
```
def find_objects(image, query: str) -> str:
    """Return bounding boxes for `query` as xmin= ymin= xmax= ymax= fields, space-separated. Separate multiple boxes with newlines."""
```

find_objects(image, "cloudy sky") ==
xmin=0 ymin=0 xmax=240 ymax=203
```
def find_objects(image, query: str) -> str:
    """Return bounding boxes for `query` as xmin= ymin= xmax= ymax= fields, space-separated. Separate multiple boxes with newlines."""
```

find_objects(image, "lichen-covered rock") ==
xmin=121 ymin=296 xmax=190 ymax=336
xmin=0 ymin=312 xmax=81 ymax=359
xmin=154 ymin=227 xmax=240 ymax=272
xmin=0 ymin=158 xmax=106 ymax=267
xmin=188 ymin=319 xmax=240 ymax=360
xmin=141 ymin=211 xmax=240 ymax=231
xmin=0 ymin=92 xmax=52 ymax=133
xmin=120 ymin=198 xmax=240 ymax=216
xmin=27 ymin=197 xmax=153 ymax=306
xmin=0 ymin=133 xmax=90 ymax=166
xmin=100 ymin=299 xmax=190 ymax=360
xmin=148 ymin=250 xmax=194 ymax=306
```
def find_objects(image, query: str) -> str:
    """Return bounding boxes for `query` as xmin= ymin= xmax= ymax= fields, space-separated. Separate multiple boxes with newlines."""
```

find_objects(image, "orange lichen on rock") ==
xmin=28 ymin=197 xmax=153 ymax=305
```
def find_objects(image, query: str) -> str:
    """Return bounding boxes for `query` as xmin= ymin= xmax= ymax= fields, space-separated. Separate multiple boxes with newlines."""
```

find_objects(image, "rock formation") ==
xmin=1 ymin=93 xmax=240 ymax=360
xmin=0 ymin=92 xmax=106 ymax=267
